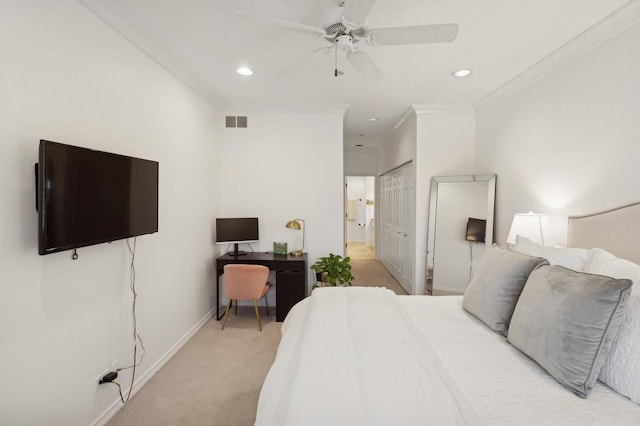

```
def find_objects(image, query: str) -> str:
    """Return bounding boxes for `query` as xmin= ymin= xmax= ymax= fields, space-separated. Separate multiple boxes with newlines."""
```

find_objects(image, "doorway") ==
xmin=345 ymin=176 xmax=375 ymax=259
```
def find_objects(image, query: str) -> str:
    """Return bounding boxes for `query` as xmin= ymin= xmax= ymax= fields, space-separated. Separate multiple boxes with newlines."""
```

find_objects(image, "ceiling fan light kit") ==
xmin=336 ymin=34 xmax=354 ymax=50
xmin=237 ymin=0 xmax=459 ymax=81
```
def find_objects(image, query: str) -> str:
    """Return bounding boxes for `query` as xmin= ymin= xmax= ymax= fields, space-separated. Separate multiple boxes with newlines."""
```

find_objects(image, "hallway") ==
xmin=350 ymin=259 xmax=408 ymax=295
xmin=346 ymin=241 xmax=374 ymax=259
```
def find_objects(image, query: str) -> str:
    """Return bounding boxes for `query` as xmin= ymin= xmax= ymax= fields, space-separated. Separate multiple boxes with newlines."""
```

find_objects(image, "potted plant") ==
xmin=311 ymin=253 xmax=354 ymax=288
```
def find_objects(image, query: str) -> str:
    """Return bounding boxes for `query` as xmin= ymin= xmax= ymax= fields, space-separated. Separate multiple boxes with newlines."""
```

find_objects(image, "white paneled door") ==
xmin=379 ymin=162 xmax=415 ymax=293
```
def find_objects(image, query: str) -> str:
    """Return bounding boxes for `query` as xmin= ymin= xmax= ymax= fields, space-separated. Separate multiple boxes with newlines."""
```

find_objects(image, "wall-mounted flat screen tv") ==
xmin=37 ymin=140 xmax=159 ymax=255
xmin=465 ymin=217 xmax=486 ymax=243
xmin=216 ymin=217 xmax=259 ymax=256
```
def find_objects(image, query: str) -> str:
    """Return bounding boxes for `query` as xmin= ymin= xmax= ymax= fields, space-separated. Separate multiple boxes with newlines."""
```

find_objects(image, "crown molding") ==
xmin=412 ymin=105 xmax=475 ymax=115
xmin=78 ymin=0 xmax=221 ymax=109
xmin=223 ymin=104 xmax=349 ymax=115
xmin=388 ymin=104 xmax=474 ymax=137
xmin=475 ymin=0 xmax=640 ymax=107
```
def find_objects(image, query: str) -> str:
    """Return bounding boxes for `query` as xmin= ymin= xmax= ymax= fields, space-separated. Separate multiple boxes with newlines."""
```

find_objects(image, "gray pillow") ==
xmin=462 ymin=247 xmax=548 ymax=335
xmin=507 ymin=265 xmax=632 ymax=398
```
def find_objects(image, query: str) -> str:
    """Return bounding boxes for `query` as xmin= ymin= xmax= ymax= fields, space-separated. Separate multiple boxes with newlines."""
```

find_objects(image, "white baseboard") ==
xmin=91 ymin=308 xmax=215 ymax=426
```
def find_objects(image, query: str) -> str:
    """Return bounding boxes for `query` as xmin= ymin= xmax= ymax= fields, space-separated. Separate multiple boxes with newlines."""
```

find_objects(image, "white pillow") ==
xmin=583 ymin=248 xmax=640 ymax=404
xmin=512 ymin=235 xmax=592 ymax=271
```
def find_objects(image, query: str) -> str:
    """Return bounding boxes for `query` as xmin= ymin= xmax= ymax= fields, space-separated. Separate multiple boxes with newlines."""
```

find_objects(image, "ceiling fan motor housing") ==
xmin=325 ymin=22 xmax=365 ymax=38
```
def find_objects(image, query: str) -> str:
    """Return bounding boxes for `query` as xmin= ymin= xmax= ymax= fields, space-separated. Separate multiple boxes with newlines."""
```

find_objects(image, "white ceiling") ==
xmin=81 ymin=0 xmax=631 ymax=150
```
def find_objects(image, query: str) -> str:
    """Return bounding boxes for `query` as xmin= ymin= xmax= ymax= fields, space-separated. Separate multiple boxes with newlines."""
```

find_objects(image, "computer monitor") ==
xmin=465 ymin=218 xmax=486 ymax=243
xmin=215 ymin=217 xmax=259 ymax=255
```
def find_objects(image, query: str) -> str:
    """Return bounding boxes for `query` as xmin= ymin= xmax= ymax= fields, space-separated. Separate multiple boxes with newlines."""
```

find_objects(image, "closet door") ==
xmin=379 ymin=162 xmax=415 ymax=293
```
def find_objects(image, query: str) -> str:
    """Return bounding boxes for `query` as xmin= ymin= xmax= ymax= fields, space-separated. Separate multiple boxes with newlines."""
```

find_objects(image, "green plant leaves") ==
xmin=311 ymin=253 xmax=354 ymax=286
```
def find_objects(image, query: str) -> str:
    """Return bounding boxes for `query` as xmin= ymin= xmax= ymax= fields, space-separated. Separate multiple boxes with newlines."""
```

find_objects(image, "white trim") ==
xmin=384 ymin=105 xmax=473 ymax=143
xmin=412 ymin=105 xmax=475 ymax=115
xmin=224 ymin=104 xmax=349 ymax=115
xmin=78 ymin=0 xmax=221 ymax=108
xmin=475 ymin=0 xmax=640 ymax=107
xmin=90 ymin=308 xmax=215 ymax=426
xmin=390 ymin=107 xmax=415 ymax=132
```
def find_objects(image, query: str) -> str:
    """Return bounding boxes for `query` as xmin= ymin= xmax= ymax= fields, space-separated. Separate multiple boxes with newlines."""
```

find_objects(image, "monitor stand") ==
xmin=229 ymin=243 xmax=247 ymax=256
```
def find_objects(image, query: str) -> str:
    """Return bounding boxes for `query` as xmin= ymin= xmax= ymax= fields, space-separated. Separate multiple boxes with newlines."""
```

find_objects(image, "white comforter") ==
xmin=256 ymin=287 xmax=482 ymax=426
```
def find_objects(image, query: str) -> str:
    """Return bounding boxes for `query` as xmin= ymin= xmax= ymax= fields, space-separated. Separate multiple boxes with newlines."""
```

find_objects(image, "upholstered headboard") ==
xmin=568 ymin=202 xmax=640 ymax=264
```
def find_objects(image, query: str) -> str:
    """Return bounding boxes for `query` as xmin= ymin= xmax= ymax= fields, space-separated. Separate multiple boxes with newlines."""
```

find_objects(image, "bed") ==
xmin=256 ymin=203 xmax=640 ymax=425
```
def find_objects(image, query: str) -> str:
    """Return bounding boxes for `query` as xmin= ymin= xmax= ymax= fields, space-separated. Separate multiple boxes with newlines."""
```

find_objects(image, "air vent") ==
xmin=225 ymin=116 xmax=248 ymax=128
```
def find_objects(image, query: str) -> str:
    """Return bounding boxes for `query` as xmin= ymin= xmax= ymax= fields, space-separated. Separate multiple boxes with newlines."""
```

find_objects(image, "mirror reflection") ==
xmin=426 ymin=174 xmax=496 ymax=295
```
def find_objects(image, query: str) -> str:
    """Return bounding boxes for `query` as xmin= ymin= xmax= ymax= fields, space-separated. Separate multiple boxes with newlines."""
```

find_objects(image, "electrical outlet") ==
xmin=95 ymin=369 xmax=111 ymax=391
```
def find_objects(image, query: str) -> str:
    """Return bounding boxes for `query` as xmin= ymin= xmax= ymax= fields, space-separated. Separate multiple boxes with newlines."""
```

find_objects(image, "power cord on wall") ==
xmin=468 ymin=241 xmax=474 ymax=283
xmin=104 ymin=237 xmax=146 ymax=404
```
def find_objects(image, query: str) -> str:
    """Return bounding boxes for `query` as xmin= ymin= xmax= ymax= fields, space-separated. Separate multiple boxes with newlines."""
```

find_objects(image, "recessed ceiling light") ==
xmin=452 ymin=69 xmax=472 ymax=78
xmin=367 ymin=117 xmax=378 ymax=122
xmin=236 ymin=67 xmax=253 ymax=76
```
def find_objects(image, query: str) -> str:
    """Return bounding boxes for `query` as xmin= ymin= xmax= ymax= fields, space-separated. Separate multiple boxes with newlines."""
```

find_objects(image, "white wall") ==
xmin=475 ymin=22 xmax=640 ymax=246
xmin=378 ymin=110 xmax=417 ymax=175
xmin=432 ymin=182 xmax=488 ymax=293
xmin=415 ymin=108 xmax=476 ymax=294
xmin=218 ymin=109 xmax=345 ymax=290
xmin=344 ymin=148 xmax=377 ymax=175
xmin=377 ymin=107 xmax=475 ymax=294
xmin=0 ymin=2 xmax=220 ymax=425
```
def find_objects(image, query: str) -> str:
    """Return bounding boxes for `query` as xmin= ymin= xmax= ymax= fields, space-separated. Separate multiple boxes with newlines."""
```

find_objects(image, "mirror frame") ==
xmin=426 ymin=174 xmax=496 ymax=293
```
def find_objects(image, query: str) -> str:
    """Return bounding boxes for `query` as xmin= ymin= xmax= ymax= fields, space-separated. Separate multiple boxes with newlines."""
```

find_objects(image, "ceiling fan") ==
xmin=236 ymin=0 xmax=458 ymax=82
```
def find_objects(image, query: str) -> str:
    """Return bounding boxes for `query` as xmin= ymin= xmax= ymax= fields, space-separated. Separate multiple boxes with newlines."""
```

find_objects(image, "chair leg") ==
xmin=264 ymin=294 xmax=270 ymax=317
xmin=221 ymin=300 xmax=232 ymax=330
xmin=234 ymin=299 xmax=238 ymax=315
xmin=253 ymin=299 xmax=262 ymax=331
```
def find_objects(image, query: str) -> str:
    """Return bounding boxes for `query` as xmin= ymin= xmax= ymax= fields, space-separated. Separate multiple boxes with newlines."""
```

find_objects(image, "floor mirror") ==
xmin=426 ymin=174 xmax=496 ymax=295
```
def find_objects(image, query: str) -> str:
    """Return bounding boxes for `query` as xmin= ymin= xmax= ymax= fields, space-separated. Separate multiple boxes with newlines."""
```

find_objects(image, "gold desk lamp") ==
xmin=285 ymin=219 xmax=305 ymax=256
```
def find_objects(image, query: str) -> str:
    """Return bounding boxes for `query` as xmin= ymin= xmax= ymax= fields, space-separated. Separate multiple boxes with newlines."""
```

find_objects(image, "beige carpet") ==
xmin=346 ymin=241 xmax=374 ymax=259
xmin=350 ymin=259 xmax=408 ymax=295
xmin=106 ymin=260 xmax=403 ymax=425
xmin=107 ymin=309 xmax=281 ymax=426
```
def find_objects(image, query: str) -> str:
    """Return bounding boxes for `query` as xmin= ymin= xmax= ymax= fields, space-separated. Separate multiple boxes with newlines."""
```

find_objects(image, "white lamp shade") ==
xmin=506 ymin=212 xmax=552 ymax=246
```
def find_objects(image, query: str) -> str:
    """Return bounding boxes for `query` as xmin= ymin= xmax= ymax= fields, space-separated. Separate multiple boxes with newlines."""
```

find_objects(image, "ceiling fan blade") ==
xmin=278 ymin=47 xmax=331 ymax=77
xmin=366 ymin=23 xmax=459 ymax=46
xmin=346 ymin=50 xmax=383 ymax=83
xmin=235 ymin=9 xmax=327 ymax=37
xmin=342 ymin=0 xmax=377 ymax=28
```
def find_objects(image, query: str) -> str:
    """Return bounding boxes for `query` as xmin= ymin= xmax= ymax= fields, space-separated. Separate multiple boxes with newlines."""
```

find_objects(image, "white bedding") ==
xmin=400 ymin=295 xmax=640 ymax=426
xmin=256 ymin=287 xmax=482 ymax=426
xmin=257 ymin=288 xmax=640 ymax=426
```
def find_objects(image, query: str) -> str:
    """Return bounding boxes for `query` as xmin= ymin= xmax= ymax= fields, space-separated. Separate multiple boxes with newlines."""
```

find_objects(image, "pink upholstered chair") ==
xmin=221 ymin=264 xmax=271 ymax=331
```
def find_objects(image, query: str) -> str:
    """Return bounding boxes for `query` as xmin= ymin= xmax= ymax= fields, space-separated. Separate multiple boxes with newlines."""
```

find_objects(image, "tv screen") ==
xmin=37 ymin=140 xmax=159 ymax=255
xmin=465 ymin=217 xmax=486 ymax=243
xmin=216 ymin=217 xmax=259 ymax=255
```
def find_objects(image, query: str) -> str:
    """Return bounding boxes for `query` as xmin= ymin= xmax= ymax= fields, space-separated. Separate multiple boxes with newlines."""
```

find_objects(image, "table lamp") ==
xmin=285 ymin=219 xmax=305 ymax=256
xmin=506 ymin=212 xmax=551 ymax=246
